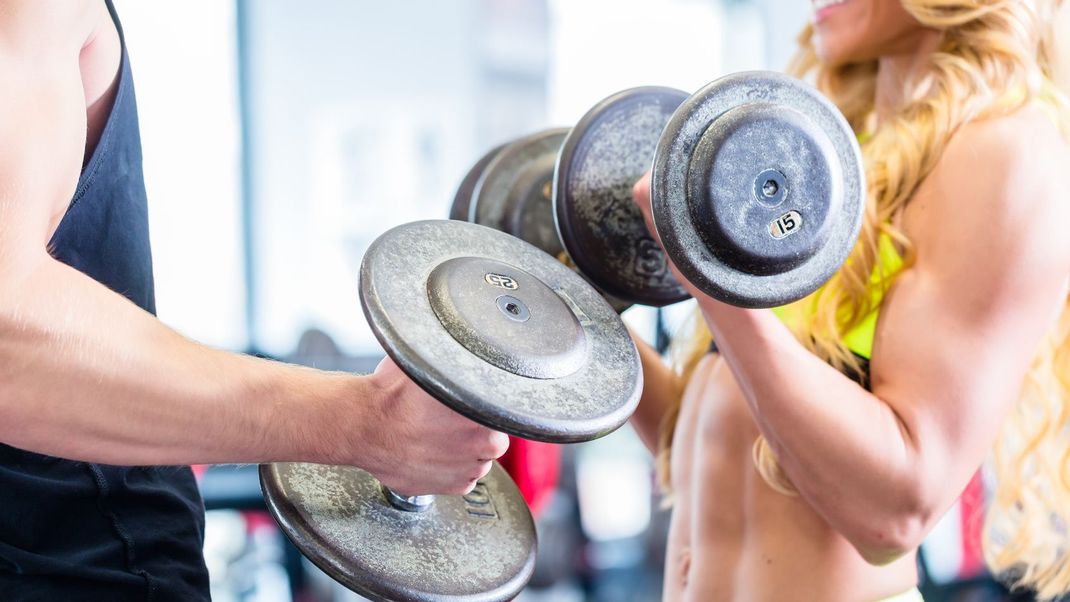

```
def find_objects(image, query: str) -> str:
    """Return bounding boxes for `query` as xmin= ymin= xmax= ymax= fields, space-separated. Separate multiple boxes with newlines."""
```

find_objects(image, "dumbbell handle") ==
xmin=381 ymin=484 xmax=435 ymax=512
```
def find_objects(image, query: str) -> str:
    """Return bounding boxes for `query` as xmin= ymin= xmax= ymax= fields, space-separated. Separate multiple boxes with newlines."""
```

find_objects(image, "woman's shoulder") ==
xmin=909 ymin=104 xmax=1070 ymax=241
xmin=899 ymin=102 xmax=1070 ymax=292
xmin=945 ymin=104 xmax=1067 ymax=186
xmin=953 ymin=103 xmax=1065 ymax=158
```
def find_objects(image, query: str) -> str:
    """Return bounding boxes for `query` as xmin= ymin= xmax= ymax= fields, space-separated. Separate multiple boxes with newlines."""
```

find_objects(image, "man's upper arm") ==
xmin=0 ymin=0 xmax=95 ymax=265
xmin=869 ymin=116 xmax=1070 ymax=511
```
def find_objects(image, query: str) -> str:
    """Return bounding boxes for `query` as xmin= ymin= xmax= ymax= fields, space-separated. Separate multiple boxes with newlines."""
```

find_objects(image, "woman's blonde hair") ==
xmin=658 ymin=0 xmax=1070 ymax=597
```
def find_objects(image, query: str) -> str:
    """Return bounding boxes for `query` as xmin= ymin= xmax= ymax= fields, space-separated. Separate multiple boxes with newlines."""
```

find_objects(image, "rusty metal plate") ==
xmin=651 ymin=71 xmax=865 ymax=308
xmin=260 ymin=462 xmax=535 ymax=602
xmin=554 ymin=87 xmax=690 ymax=307
xmin=471 ymin=129 xmax=568 ymax=259
xmin=360 ymin=220 xmax=642 ymax=442
xmin=450 ymin=143 xmax=506 ymax=222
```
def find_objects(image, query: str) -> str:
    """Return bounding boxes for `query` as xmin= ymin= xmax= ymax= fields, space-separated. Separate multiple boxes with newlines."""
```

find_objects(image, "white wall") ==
xmin=243 ymin=0 xmax=551 ymax=355
xmin=547 ymin=0 xmax=724 ymax=124
xmin=109 ymin=0 xmax=810 ymax=356
xmin=113 ymin=0 xmax=246 ymax=349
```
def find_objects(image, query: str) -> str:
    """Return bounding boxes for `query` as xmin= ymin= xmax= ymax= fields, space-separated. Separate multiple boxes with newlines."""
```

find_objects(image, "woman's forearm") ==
xmin=628 ymin=330 xmax=682 ymax=454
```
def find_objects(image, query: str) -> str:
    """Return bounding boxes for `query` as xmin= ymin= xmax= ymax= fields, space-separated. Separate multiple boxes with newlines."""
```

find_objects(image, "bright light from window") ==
xmin=112 ymin=0 xmax=246 ymax=350
xmin=547 ymin=0 xmax=723 ymax=124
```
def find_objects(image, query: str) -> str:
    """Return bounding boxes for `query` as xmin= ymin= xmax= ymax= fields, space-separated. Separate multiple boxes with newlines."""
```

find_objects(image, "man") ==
xmin=0 ymin=1 xmax=507 ymax=599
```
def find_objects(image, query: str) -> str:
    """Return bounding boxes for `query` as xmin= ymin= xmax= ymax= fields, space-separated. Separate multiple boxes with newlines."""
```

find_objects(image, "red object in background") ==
xmin=497 ymin=436 xmax=561 ymax=517
xmin=243 ymin=510 xmax=278 ymax=535
xmin=193 ymin=438 xmax=563 ymax=520
xmin=959 ymin=470 xmax=986 ymax=579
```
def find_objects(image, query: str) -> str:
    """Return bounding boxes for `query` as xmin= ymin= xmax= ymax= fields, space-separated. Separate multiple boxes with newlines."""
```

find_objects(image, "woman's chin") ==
xmin=813 ymin=41 xmax=849 ymax=67
xmin=813 ymin=32 xmax=877 ymax=67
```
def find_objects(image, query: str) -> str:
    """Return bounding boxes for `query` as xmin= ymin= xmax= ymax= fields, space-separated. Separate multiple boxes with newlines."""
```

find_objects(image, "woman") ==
xmin=628 ymin=1 xmax=1070 ymax=600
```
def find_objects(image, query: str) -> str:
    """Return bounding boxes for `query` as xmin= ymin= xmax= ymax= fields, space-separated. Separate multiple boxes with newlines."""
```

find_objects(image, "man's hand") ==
xmin=351 ymin=358 xmax=510 ymax=496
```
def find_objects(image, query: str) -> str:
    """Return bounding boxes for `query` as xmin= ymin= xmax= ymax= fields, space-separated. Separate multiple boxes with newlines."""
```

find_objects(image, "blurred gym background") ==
xmin=112 ymin=0 xmax=1032 ymax=600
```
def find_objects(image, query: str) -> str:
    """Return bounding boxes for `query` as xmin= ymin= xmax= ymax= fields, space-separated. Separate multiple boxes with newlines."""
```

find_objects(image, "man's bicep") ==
xmin=0 ymin=0 xmax=93 ymax=255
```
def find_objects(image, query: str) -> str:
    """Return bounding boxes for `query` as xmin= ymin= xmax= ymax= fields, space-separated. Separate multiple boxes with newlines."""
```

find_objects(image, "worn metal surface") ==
xmin=472 ymin=129 xmax=568 ymax=244
xmin=464 ymin=129 xmax=633 ymax=311
xmin=687 ymin=102 xmax=840 ymax=275
xmin=260 ymin=462 xmax=536 ymax=602
xmin=360 ymin=220 xmax=642 ymax=442
xmin=501 ymin=152 xmax=564 ymax=259
xmin=554 ymin=87 xmax=690 ymax=307
xmin=426 ymin=256 xmax=587 ymax=380
xmin=651 ymin=72 xmax=865 ymax=308
xmin=450 ymin=143 xmax=506 ymax=222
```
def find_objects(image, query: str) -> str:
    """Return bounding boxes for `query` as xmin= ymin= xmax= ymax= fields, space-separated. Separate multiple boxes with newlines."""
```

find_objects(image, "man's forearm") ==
xmin=0 ymin=252 xmax=363 ymax=466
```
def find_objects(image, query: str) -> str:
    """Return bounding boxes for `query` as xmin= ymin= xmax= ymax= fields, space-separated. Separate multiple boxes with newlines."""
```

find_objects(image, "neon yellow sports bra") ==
xmin=771 ymin=232 xmax=904 ymax=362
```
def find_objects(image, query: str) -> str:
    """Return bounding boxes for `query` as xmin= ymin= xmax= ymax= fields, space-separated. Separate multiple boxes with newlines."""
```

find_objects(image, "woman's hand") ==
xmin=631 ymin=172 xmax=658 ymax=244
xmin=631 ymin=172 xmax=712 ymax=305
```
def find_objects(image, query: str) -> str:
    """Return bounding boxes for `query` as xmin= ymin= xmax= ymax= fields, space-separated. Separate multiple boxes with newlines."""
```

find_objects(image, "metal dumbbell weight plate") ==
xmin=360 ymin=220 xmax=641 ymax=441
xmin=260 ymin=462 xmax=535 ymax=602
xmin=464 ymin=135 xmax=633 ymax=312
xmin=471 ymin=129 xmax=569 ymax=259
xmin=554 ymin=87 xmax=690 ymax=307
xmin=261 ymin=220 xmax=642 ymax=601
xmin=651 ymin=71 xmax=865 ymax=308
xmin=450 ymin=143 xmax=506 ymax=222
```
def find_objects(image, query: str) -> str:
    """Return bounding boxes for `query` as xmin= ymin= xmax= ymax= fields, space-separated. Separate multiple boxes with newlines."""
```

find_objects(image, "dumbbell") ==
xmin=260 ymin=220 xmax=643 ymax=602
xmin=454 ymin=71 xmax=866 ymax=309
xmin=449 ymin=128 xmax=643 ymax=311
xmin=451 ymin=129 xmax=572 ymax=283
xmin=260 ymin=70 xmax=866 ymax=602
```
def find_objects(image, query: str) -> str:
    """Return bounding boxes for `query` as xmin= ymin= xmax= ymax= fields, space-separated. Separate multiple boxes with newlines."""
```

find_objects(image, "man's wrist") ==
xmin=242 ymin=359 xmax=367 ymax=466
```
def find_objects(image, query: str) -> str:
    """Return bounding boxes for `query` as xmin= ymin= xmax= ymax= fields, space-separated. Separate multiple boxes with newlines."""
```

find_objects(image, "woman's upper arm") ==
xmin=870 ymin=113 xmax=1070 ymax=514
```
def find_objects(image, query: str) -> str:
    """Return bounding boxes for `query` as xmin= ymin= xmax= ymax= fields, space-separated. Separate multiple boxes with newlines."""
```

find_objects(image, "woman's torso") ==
xmin=663 ymin=355 xmax=918 ymax=602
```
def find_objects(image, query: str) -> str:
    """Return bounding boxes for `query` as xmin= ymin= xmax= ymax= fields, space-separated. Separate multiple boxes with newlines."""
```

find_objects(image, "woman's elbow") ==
xmin=848 ymin=508 xmax=932 ymax=566
xmin=837 ymin=478 xmax=936 ymax=566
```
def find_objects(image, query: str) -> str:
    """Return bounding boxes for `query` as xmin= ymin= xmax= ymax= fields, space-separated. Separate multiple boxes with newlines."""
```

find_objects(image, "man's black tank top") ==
xmin=0 ymin=2 xmax=211 ymax=600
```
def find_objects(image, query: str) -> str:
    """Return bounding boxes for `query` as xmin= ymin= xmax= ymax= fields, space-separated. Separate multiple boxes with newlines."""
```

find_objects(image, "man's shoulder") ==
xmin=0 ymin=0 xmax=104 ymax=56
